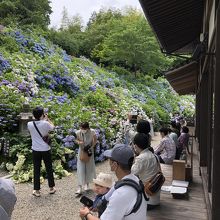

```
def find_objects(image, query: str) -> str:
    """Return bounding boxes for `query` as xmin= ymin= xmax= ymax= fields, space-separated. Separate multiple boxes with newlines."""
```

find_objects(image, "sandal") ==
xmin=49 ymin=187 xmax=56 ymax=194
xmin=32 ymin=190 xmax=41 ymax=197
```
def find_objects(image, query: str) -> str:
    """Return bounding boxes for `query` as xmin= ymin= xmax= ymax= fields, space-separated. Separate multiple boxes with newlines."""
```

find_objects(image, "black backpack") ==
xmin=114 ymin=178 xmax=149 ymax=216
xmin=97 ymin=178 xmax=148 ymax=217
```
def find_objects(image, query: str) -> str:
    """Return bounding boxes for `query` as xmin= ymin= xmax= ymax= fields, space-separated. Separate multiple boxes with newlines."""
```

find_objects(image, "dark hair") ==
xmin=136 ymin=120 xmax=151 ymax=134
xmin=118 ymin=157 xmax=134 ymax=171
xmin=133 ymin=133 xmax=149 ymax=150
xmin=175 ymin=122 xmax=181 ymax=131
xmin=159 ymin=127 xmax=169 ymax=136
xmin=80 ymin=122 xmax=90 ymax=129
xmin=182 ymin=126 xmax=189 ymax=133
xmin=167 ymin=128 xmax=172 ymax=133
xmin=33 ymin=107 xmax=44 ymax=120
xmin=170 ymin=120 xmax=176 ymax=128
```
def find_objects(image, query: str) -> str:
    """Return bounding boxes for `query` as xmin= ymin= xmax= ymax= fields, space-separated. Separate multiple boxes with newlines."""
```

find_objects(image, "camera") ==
xmin=84 ymin=145 xmax=92 ymax=157
xmin=129 ymin=112 xmax=138 ymax=124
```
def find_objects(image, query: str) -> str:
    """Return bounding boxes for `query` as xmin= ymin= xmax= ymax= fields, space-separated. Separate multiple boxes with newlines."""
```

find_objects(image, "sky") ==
xmin=50 ymin=0 xmax=142 ymax=28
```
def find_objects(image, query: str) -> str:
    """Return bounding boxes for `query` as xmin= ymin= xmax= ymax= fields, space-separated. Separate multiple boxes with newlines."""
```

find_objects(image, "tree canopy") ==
xmin=0 ymin=0 xmax=52 ymax=28
xmin=0 ymin=3 xmax=179 ymax=76
xmin=48 ymin=8 xmax=175 ymax=76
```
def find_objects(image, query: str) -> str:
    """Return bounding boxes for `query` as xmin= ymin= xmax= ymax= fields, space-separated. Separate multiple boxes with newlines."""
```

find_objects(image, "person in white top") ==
xmin=79 ymin=144 xmax=147 ymax=220
xmin=27 ymin=107 xmax=55 ymax=197
xmin=131 ymin=133 xmax=160 ymax=210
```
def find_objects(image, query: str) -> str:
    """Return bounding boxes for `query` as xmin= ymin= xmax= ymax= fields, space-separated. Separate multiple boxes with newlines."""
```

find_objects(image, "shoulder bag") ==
xmin=33 ymin=121 xmax=52 ymax=146
xmin=79 ymin=133 xmax=90 ymax=163
xmin=144 ymin=154 xmax=165 ymax=196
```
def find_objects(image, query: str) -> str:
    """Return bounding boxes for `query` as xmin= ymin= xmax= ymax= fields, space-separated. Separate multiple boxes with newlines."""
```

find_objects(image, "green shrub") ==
xmin=110 ymin=65 xmax=131 ymax=76
xmin=0 ymin=35 xmax=19 ymax=52
xmin=83 ymin=89 xmax=113 ymax=109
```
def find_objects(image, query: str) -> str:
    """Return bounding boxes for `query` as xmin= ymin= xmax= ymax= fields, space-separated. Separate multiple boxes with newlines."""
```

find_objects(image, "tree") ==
xmin=0 ymin=0 xmax=18 ymax=25
xmin=81 ymin=8 xmax=123 ymax=57
xmin=91 ymin=9 xmax=172 ymax=75
xmin=0 ymin=0 xmax=52 ymax=28
xmin=17 ymin=0 xmax=52 ymax=28
xmin=60 ymin=7 xmax=70 ymax=30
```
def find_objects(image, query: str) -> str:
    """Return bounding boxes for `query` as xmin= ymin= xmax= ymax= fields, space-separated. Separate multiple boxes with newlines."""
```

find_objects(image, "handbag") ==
xmin=33 ymin=121 xmax=52 ymax=146
xmin=80 ymin=150 xmax=90 ymax=162
xmin=144 ymin=155 xmax=165 ymax=196
xmin=79 ymin=133 xmax=91 ymax=163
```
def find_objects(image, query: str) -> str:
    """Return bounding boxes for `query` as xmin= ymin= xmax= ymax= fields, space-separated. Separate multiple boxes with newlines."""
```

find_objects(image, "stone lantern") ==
xmin=17 ymin=103 xmax=34 ymax=135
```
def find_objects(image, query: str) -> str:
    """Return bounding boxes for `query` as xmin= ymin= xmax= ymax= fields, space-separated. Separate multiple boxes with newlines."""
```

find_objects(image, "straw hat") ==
xmin=93 ymin=172 xmax=114 ymax=188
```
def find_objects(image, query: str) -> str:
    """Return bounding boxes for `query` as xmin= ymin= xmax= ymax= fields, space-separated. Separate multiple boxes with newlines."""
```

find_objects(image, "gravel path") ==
xmin=12 ymin=161 xmax=112 ymax=220
xmin=9 ymin=133 xmax=161 ymax=220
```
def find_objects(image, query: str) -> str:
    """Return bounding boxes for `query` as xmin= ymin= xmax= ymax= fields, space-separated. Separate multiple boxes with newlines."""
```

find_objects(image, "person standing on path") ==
xmin=27 ymin=107 xmax=56 ymax=197
xmin=75 ymin=122 xmax=97 ymax=195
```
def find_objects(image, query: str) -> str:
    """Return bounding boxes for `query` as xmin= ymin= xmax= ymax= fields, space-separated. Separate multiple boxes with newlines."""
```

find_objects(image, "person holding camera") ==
xmin=75 ymin=122 xmax=97 ymax=195
xmin=79 ymin=144 xmax=147 ymax=220
xmin=27 ymin=107 xmax=56 ymax=197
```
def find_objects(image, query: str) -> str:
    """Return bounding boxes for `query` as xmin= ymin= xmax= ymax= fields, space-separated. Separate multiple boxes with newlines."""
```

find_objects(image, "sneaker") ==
xmin=49 ymin=187 xmax=56 ymax=194
xmin=32 ymin=190 xmax=41 ymax=197
xmin=75 ymin=187 xmax=83 ymax=195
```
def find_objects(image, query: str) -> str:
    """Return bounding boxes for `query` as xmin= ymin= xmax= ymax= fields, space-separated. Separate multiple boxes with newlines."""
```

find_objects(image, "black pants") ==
xmin=32 ymin=150 xmax=55 ymax=190
xmin=175 ymin=147 xmax=183 ymax=160
xmin=156 ymin=153 xmax=165 ymax=163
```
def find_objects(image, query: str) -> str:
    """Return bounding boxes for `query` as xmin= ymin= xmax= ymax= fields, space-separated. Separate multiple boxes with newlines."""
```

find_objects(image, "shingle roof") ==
xmin=139 ymin=0 xmax=204 ymax=54
xmin=165 ymin=61 xmax=198 ymax=95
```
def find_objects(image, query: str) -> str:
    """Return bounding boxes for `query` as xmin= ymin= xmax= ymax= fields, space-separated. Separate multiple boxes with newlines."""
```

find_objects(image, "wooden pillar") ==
xmin=195 ymin=92 xmax=200 ymax=140
xmin=207 ymin=59 xmax=214 ymax=192
xmin=199 ymin=74 xmax=209 ymax=166
xmin=212 ymin=4 xmax=220 ymax=220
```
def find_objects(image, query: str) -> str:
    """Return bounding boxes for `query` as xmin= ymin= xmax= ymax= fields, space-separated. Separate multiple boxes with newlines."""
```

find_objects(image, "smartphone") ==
xmin=80 ymin=196 xmax=93 ymax=208
xmin=130 ymin=115 xmax=137 ymax=124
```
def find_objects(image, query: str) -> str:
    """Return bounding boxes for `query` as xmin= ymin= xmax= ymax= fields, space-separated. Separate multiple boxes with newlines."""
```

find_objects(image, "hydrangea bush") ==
xmin=0 ymin=27 xmax=195 ymax=183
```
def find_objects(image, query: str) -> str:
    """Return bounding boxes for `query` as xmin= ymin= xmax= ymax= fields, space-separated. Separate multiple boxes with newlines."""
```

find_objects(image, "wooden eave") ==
xmin=165 ymin=61 xmax=198 ymax=95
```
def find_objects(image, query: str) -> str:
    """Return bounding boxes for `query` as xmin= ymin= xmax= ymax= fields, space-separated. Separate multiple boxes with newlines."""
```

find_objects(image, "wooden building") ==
xmin=139 ymin=0 xmax=220 ymax=219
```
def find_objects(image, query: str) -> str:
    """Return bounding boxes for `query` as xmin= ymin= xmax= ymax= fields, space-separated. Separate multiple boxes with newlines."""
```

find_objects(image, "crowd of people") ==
xmin=78 ymin=112 xmax=190 ymax=219
xmin=0 ymin=107 xmax=190 ymax=220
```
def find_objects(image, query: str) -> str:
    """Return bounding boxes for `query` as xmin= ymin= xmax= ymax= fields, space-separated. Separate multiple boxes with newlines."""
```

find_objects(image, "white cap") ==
xmin=93 ymin=172 xmax=114 ymax=188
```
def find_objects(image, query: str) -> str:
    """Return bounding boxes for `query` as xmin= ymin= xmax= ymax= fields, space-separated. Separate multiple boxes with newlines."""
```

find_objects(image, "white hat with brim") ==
xmin=93 ymin=172 xmax=114 ymax=188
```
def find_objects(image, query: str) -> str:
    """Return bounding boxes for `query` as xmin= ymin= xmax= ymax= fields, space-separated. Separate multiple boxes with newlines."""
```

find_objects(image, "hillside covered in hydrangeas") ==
xmin=0 ymin=27 xmax=194 ymax=183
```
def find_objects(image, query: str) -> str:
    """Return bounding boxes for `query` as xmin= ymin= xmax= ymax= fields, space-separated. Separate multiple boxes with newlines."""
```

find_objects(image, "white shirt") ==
xmin=169 ymin=132 xmax=178 ymax=147
xmin=27 ymin=120 xmax=54 ymax=151
xmin=131 ymin=149 xmax=160 ymax=205
xmin=100 ymin=174 xmax=147 ymax=220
